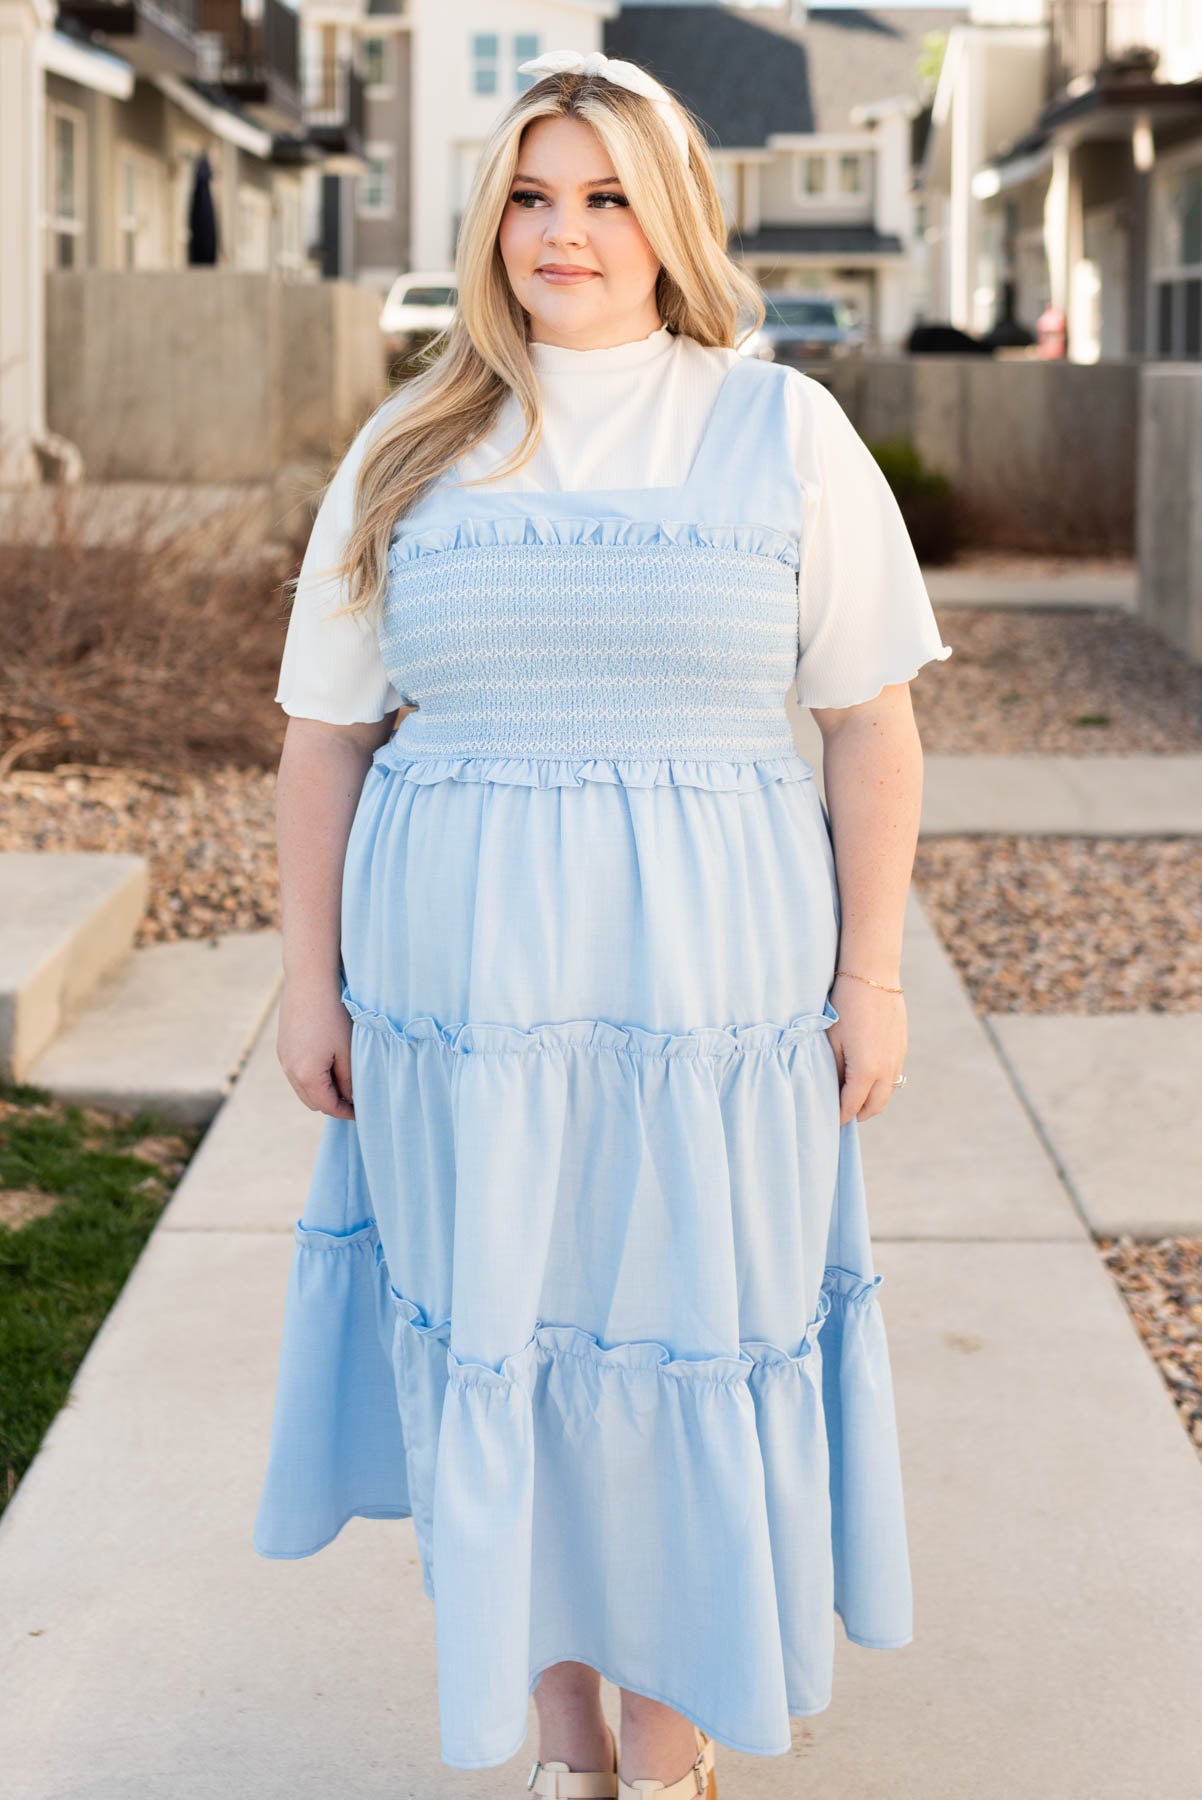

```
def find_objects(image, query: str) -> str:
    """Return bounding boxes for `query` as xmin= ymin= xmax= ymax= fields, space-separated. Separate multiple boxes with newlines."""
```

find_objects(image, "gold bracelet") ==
xmin=834 ymin=968 xmax=904 ymax=995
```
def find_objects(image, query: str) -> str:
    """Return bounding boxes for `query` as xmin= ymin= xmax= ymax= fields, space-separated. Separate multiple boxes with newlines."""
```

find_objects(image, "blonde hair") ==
xmin=328 ymin=63 xmax=765 ymax=624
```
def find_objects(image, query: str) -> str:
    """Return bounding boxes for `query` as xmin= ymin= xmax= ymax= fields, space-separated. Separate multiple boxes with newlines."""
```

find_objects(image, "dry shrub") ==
xmin=0 ymin=487 xmax=301 ymax=776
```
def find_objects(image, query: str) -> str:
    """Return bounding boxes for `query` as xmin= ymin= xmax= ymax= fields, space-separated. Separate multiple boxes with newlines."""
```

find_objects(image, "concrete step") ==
xmin=24 ymin=929 xmax=284 ymax=1126
xmin=0 ymin=851 xmax=148 ymax=1084
xmin=986 ymin=1011 xmax=1202 ymax=1238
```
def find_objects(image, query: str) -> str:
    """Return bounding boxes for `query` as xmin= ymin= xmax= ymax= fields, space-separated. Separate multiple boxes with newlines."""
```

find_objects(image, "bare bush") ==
xmin=0 ymin=486 xmax=302 ymax=776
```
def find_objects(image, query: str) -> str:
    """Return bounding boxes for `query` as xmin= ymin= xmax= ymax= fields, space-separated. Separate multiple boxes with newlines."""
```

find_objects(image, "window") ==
xmin=472 ymin=33 xmax=498 ymax=96
xmin=838 ymin=154 xmax=862 ymax=195
xmin=359 ymin=144 xmax=395 ymax=219
xmin=1152 ymin=154 xmax=1202 ymax=356
xmin=363 ymin=36 xmax=389 ymax=93
xmin=47 ymin=104 xmax=85 ymax=269
xmin=803 ymin=152 xmax=825 ymax=196
xmin=514 ymin=32 xmax=539 ymax=92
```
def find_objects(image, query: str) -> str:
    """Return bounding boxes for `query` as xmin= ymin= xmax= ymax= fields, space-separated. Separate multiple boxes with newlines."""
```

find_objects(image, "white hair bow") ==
xmin=516 ymin=49 xmax=690 ymax=167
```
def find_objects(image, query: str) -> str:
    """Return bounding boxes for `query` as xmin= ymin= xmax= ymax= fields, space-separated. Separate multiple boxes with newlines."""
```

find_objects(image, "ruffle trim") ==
xmin=386 ymin=513 xmax=801 ymax=570
xmin=341 ymin=988 xmax=840 ymax=1061
xmin=370 ymin=741 xmax=816 ymax=792
xmin=283 ymin=1215 xmax=882 ymax=1389
xmin=254 ymin=1207 xmax=913 ymax=1759
xmin=387 ymin=1260 xmax=884 ymax=1392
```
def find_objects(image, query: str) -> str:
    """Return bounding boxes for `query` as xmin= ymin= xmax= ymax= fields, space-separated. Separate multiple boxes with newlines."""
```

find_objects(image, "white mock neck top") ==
xmin=274 ymin=325 xmax=951 ymax=722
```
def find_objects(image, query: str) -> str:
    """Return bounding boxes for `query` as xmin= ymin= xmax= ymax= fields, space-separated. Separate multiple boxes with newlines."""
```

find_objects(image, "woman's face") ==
xmin=498 ymin=114 xmax=663 ymax=350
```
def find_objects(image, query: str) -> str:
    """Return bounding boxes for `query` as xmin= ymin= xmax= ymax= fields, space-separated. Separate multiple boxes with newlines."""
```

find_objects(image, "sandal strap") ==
xmin=528 ymin=1726 xmax=619 ymax=1798
xmin=527 ymin=1765 xmax=619 ymax=1799
xmin=618 ymin=1727 xmax=715 ymax=1800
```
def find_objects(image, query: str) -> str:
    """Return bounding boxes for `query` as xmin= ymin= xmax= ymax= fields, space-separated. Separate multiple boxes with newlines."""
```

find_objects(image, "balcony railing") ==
xmin=302 ymin=55 xmax=366 ymax=154
xmin=198 ymin=0 xmax=298 ymax=87
xmin=1048 ymin=0 xmax=1160 ymax=96
xmin=195 ymin=0 xmax=302 ymax=127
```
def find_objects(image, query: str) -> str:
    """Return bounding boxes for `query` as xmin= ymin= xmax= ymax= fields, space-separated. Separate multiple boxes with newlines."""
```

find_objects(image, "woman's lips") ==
xmin=537 ymin=267 xmax=598 ymax=284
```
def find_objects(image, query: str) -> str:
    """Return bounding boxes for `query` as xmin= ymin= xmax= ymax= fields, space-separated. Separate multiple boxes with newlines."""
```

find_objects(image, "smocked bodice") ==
xmin=377 ymin=355 xmax=808 ymax=770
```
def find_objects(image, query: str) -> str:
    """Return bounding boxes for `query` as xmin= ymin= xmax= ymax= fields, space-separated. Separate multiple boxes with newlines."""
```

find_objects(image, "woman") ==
xmin=253 ymin=48 xmax=952 ymax=1800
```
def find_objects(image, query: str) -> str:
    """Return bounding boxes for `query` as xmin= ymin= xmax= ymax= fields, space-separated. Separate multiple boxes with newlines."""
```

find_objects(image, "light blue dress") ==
xmin=253 ymin=354 xmax=914 ymax=1769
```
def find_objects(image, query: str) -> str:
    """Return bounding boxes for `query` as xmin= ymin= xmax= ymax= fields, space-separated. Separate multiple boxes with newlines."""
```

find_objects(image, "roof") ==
xmin=603 ymin=4 xmax=968 ymax=144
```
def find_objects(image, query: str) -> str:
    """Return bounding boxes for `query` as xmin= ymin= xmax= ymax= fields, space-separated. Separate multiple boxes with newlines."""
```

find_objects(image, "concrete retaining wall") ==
xmin=826 ymin=354 xmax=1138 ymax=555
xmin=1137 ymin=365 xmax=1202 ymax=665
xmin=45 ymin=272 xmax=387 ymax=484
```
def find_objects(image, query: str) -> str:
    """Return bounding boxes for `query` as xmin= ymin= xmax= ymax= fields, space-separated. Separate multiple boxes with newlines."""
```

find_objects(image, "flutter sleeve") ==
xmin=785 ymin=370 xmax=953 ymax=710
xmin=275 ymin=395 xmax=409 ymax=723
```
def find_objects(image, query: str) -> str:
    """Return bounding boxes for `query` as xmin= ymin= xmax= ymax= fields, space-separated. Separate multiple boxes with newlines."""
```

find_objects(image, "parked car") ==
xmin=737 ymin=293 xmax=864 ymax=366
xmin=906 ymin=321 xmax=993 ymax=356
xmin=380 ymin=271 xmax=458 ymax=355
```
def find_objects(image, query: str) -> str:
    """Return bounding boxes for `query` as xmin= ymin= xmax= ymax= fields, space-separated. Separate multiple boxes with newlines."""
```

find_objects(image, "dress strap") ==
xmin=685 ymin=354 xmax=806 ymax=542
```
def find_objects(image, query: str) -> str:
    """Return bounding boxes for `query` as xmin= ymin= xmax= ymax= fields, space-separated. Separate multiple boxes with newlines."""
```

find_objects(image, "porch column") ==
xmin=0 ymin=0 xmax=54 ymax=484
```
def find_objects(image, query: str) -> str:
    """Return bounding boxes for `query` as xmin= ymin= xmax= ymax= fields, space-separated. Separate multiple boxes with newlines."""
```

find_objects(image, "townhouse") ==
xmin=922 ymin=0 xmax=1202 ymax=359
xmin=607 ymin=1 xmax=967 ymax=349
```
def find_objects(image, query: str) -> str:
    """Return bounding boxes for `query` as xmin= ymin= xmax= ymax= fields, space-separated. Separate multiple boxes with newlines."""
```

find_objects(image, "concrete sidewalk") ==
xmin=922 ymin=565 xmax=1137 ymax=611
xmin=2 ymin=893 xmax=1201 ymax=1797
xmin=790 ymin=711 xmax=1202 ymax=836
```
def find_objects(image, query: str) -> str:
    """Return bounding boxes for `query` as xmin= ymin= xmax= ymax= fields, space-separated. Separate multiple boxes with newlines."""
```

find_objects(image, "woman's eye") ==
xmin=508 ymin=190 xmax=628 ymax=209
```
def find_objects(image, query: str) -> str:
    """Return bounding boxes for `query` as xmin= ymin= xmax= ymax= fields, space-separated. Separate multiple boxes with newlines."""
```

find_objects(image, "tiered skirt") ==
xmin=252 ymin=739 xmax=913 ymax=1768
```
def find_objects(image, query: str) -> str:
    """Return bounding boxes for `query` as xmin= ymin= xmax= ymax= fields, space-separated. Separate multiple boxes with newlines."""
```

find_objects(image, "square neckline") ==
xmin=445 ymin=350 xmax=752 ymax=505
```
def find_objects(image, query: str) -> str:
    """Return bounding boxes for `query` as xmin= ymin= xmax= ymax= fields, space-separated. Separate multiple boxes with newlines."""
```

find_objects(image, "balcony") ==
xmin=1048 ymin=1 xmax=1159 ymax=98
xmin=302 ymin=56 xmax=367 ymax=166
xmin=55 ymin=0 xmax=200 ymax=78
xmin=271 ymin=53 xmax=366 ymax=171
xmin=195 ymin=0 xmax=303 ymax=132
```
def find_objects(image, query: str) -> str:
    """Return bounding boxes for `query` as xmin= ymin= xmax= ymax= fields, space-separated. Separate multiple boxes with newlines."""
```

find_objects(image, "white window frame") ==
xmin=362 ymin=34 xmax=392 ymax=99
xmin=801 ymin=151 xmax=826 ymax=197
xmin=46 ymin=100 xmax=86 ymax=270
xmin=790 ymin=142 xmax=873 ymax=210
xmin=1149 ymin=142 xmax=1202 ymax=357
xmin=838 ymin=152 xmax=863 ymax=196
xmin=358 ymin=142 xmax=395 ymax=220
xmin=471 ymin=32 xmax=499 ymax=97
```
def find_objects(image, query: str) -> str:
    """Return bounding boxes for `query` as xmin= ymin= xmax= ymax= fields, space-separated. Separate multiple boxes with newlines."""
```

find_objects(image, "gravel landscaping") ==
xmin=911 ymin=835 xmax=1202 ymax=1015
xmin=0 ymin=763 xmax=278 ymax=946
xmin=1099 ymin=1236 xmax=1202 ymax=1464
xmin=913 ymin=605 xmax=1202 ymax=754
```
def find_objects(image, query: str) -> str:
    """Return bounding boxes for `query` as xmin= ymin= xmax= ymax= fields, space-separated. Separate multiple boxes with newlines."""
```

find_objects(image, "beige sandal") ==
xmin=528 ymin=1722 xmax=620 ymax=1797
xmin=618 ymin=1724 xmax=718 ymax=1800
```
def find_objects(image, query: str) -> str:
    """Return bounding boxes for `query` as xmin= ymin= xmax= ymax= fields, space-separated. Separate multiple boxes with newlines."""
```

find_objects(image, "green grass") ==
xmin=0 ymin=1082 xmax=202 ymax=1517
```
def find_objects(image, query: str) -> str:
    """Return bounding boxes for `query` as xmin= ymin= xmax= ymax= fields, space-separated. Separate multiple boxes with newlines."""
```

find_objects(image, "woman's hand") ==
xmin=277 ymin=975 xmax=356 ymax=1119
xmin=827 ymin=972 xmax=908 ymax=1125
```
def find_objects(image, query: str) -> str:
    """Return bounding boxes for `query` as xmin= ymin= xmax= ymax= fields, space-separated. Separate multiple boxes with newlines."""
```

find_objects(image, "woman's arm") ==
xmin=275 ymin=712 xmax=401 ymax=1118
xmin=810 ymin=681 xmax=923 ymax=1126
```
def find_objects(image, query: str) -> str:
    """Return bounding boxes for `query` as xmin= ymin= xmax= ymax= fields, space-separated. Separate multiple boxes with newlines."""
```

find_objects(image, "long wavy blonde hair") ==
xmin=326 ymin=62 xmax=765 ymax=625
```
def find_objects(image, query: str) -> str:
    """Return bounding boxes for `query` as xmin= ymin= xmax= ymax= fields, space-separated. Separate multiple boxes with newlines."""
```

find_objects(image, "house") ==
xmin=922 ymin=0 xmax=1202 ymax=359
xmin=36 ymin=0 xmax=365 ymax=276
xmin=0 ymin=0 xmax=367 ymax=481
xmin=605 ymin=0 xmax=968 ymax=348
